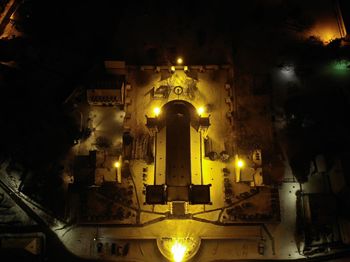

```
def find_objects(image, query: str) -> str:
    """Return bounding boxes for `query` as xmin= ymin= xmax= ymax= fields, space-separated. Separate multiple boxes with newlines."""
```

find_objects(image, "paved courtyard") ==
xmin=1 ymin=64 xmax=346 ymax=261
xmin=51 ymin=65 xmax=302 ymax=261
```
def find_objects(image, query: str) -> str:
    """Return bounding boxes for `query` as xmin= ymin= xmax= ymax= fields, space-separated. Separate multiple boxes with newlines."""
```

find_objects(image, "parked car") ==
xmin=258 ymin=242 xmax=265 ymax=255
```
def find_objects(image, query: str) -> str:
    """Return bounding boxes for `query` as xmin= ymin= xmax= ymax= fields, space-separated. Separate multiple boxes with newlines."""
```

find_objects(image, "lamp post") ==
xmin=176 ymin=57 xmax=183 ymax=65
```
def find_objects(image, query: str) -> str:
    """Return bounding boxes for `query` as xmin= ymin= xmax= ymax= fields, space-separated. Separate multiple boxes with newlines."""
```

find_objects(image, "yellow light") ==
xmin=171 ymin=241 xmax=186 ymax=262
xmin=114 ymin=161 xmax=120 ymax=168
xmin=153 ymin=107 xmax=161 ymax=116
xmin=236 ymin=159 xmax=244 ymax=168
xmin=197 ymin=107 xmax=204 ymax=115
xmin=177 ymin=57 xmax=183 ymax=64
xmin=170 ymin=66 xmax=176 ymax=72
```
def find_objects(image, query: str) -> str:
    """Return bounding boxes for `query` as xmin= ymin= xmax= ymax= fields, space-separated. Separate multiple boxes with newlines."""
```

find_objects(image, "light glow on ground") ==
xmin=171 ymin=241 xmax=187 ymax=262
xmin=157 ymin=236 xmax=201 ymax=262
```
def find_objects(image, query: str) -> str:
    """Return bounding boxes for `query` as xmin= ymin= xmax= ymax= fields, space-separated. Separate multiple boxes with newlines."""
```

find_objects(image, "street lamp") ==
xmin=236 ymin=159 xmax=244 ymax=168
xmin=114 ymin=158 xmax=122 ymax=183
xmin=176 ymin=57 xmax=183 ymax=65
xmin=153 ymin=107 xmax=161 ymax=117
xmin=197 ymin=106 xmax=204 ymax=115
xmin=279 ymin=64 xmax=295 ymax=80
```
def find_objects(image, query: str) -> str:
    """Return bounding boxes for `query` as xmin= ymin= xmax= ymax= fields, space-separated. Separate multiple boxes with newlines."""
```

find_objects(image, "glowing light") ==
xmin=157 ymin=237 xmax=201 ymax=262
xmin=153 ymin=107 xmax=161 ymax=116
xmin=177 ymin=57 xmax=183 ymax=64
xmin=236 ymin=159 xmax=244 ymax=168
xmin=197 ymin=107 xmax=204 ymax=115
xmin=171 ymin=241 xmax=187 ymax=262
xmin=280 ymin=65 xmax=294 ymax=76
xmin=170 ymin=66 xmax=176 ymax=73
xmin=332 ymin=60 xmax=350 ymax=71
xmin=327 ymin=60 xmax=350 ymax=77
xmin=317 ymin=28 xmax=338 ymax=44
xmin=114 ymin=161 xmax=120 ymax=168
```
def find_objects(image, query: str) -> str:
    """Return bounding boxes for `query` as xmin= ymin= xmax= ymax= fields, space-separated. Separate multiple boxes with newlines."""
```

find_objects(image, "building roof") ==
xmin=73 ymin=151 xmax=96 ymax=186
xmin=240 ymin=167 xmax=255 ymax=182
xmin=303 ymin=193 xmax=337 ymax=225
xmin=189 ymin=185 xmax=211 ymax=204
xmin=88 ymin=74 xmax=125 ymax=90
xmin=145 ymin=117 xmax=159 ymax=129
xmin=167 ymin=186 xmax=189 ymax=202
xmin=199 ymin=117 xmax=210 ymax=128
xmin=145 ymin=185 xmax=166 ymax=204
xmin=171 ymin=201 xmax=186 ymax=216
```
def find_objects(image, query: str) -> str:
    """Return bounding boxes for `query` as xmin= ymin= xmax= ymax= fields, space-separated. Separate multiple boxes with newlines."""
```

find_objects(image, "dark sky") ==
xmin=1 ymin=0 xmax=350 ymax=172
xmin=23 ymin=0 xmax=292 ymax=64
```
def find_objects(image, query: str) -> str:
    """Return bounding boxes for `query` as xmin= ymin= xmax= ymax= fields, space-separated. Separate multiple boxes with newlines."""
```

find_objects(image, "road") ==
xmin=0 ymin=176 xmax=92 ymax=261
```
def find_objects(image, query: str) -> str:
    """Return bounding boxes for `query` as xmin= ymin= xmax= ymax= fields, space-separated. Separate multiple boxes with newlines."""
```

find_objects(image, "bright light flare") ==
xmin=236 ymin=159 xmax=244 ymax=168
xmin=177 ymin=57 xmax=183 ymax=64
xmin=114 ymin=161 xmax=120 ymax=168
xmin=280 ymin=65 xmax=294 ymax=76
xmin=332 ymin=60 xmax=350 ymax=71
xmin=153 ymin=107 xmax=161 ymax=116
xmin=197 ymin=107 xmax=204 ymax=115
xmin=171 ymin=241 xmax=187 ymax=262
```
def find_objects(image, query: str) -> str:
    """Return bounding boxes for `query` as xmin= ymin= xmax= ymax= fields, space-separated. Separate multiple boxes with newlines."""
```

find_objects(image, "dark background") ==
xmin=1 ymin=0 xmax=350 ymax=261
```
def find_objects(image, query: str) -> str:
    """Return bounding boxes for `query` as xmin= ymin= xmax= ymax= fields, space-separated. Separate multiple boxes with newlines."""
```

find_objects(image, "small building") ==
xmin=73 ymin=151 xmax=96 ymax=187
xmin=145 ymin=184 xmax=211 ymax=205
xmin=253 ymin=168 xmax=264 ymax=186
xmin=145 ymin=117 xmax=159 ymax=134
xmin=303 ymin=194 xmax=337 ymax=226
xmin=145 ymin=185 xmax=166 ymax=204
xmin=86 ymin=74 xmax=125 ymax=106
xmin=198 ymin=117 xmax=210 ymax=133
xmin=73 ymin=151 xmax=121 ymax=186
xmin=240 ymin=167 xmax=255 ymax=183
xmin=301 ymin=193 xmax=341 ymax=250
xmin=189 ymin=184 xmax=211 ymax=204
xmin=0 ymin=233 xmax=45 ymax=260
